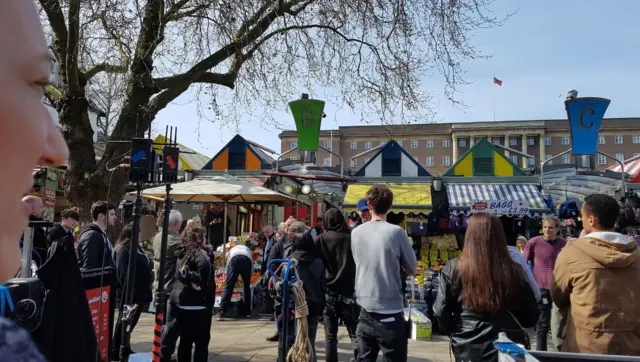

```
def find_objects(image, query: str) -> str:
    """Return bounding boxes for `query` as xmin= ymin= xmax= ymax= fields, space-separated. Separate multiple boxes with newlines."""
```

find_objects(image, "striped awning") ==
xmin=608 ymin=158 xmax=640 ymax=183
xmin=447 ymin=183 xmax=549 ymax=216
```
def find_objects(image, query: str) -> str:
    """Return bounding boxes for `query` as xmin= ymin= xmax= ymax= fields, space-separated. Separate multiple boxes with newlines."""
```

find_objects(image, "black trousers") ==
xmin=160 ymin=302 xmax=212 ymax=362
xmin=112 ymin=304 xmax=143 ymax=358
xmin=356 ymin=309 xmax=408 ymax=362
xmin=324 ymin=292 xmax=359 ymax=362
xmin=536 ymin=288 xmax=552 ymax=351
xmin=219 ymin=255 xmax=253 ymax=314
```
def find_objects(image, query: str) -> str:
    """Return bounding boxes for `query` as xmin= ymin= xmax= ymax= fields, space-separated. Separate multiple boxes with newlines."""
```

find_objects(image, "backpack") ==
xmin=558 ymin=200 xmax=580 ymax=219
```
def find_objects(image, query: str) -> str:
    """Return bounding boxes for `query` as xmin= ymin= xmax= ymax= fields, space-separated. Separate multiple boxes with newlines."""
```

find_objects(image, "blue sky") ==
xmin=152 ymin=0 xmax=640 ymax=159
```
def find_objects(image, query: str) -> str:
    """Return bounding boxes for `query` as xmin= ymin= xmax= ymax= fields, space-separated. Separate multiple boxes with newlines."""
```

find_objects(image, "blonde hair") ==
xmin=516 ymin=236 xmax=527 ymax=252
xmin=181 ymin=217 xmax=202 ymax=237
xmin=288 ymin=221 xmax=308 ymax=234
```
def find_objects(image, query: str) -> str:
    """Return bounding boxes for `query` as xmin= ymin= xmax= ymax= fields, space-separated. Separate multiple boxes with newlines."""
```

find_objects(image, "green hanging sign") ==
xmin=289 ymin=99 xmax=325 ymax=151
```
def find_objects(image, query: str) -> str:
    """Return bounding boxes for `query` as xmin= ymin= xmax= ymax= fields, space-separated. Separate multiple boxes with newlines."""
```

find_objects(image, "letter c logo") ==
xmin=579 ymin=107 xmax=595 ymax=129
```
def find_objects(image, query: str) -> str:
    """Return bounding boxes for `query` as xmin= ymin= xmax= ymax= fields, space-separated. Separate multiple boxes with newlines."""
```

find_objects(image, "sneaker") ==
xmin=245 ymin=312 xmax=252 ymax=319
xmin=266 ymin=333 xmax=279 ymax=342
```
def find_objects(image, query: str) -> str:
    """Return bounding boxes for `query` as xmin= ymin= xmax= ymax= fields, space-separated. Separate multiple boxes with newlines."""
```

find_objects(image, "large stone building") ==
xmin=279 ymin=118 xmax=640 ymax=175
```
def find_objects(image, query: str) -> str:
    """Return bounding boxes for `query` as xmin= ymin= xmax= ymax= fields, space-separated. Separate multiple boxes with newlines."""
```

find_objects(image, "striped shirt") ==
xmin=523 ymin=236 xmax=566 ymax=290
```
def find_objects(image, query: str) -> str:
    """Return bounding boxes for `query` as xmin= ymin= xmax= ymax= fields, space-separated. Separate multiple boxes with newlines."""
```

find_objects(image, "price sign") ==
xmin=470 ymin=200 xmax=530 ymax=216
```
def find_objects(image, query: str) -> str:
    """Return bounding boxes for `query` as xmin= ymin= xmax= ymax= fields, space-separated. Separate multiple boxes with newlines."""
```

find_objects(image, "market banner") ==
xmin=470 ymin=200 xmax=530 ymax=216
xmin=82 ymin=267 xmax=116 ymax=362
xmin=289 ymin=98 xmax=325 ymax=151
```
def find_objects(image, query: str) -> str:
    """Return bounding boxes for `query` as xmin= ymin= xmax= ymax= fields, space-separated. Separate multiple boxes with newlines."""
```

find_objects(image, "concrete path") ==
xmin=130 ymin=312 xmax=454 ymax=361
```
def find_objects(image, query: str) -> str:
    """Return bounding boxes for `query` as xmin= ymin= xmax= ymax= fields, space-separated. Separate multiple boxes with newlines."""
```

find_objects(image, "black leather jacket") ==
xmin=433 ymin=258 xmax=539 ymax=362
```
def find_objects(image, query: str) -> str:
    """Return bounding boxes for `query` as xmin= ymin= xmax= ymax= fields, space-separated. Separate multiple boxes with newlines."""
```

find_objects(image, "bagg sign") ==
xmin=470 ymin=200 xmax=530 ymax=216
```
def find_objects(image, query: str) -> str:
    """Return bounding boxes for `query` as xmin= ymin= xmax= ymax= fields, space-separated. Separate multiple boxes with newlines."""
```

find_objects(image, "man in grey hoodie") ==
xmin=351 ymin=185 xmax=417 ymax=362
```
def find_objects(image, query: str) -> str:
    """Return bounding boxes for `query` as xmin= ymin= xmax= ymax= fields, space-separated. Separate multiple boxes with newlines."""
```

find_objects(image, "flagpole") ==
xmin=493 ymin=74 xmax=496 ymax=122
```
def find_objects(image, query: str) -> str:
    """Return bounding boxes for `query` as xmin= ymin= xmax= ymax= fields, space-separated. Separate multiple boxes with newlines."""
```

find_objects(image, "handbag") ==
xmin=506 ymin=310 xmax=531 ymax=350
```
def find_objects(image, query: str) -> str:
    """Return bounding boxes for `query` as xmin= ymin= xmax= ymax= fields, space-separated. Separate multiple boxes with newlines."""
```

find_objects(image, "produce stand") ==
xmin=213 ymin=234 xmax=264 ymax=312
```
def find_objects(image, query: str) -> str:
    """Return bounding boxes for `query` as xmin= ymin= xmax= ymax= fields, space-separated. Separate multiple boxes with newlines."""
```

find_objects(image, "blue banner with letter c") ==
xmin=565 ymin=97 xmax=610 ymax=155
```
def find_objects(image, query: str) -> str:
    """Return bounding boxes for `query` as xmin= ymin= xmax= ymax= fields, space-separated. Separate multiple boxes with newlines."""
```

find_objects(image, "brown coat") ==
xmin=551 ymin=234 xmax=640 ymax=355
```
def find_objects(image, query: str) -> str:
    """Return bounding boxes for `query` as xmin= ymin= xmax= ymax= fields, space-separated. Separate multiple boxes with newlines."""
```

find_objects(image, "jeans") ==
xmin=177 ymin=307 xmax=212 ymax=362
xmin=219 ymin=255 xmax=253 ymax=315
xmin=324 ymin=292 xmax=358 ymax=362
xmin=356 ymin=309 xmax=408 ymax=362
xmin=160 ymin=301 xmax=180 ymax=362
xmin=536 ymin=288 xmax=552 ymax=351
xmin=112 ymin=304 xmax=143 ymax=358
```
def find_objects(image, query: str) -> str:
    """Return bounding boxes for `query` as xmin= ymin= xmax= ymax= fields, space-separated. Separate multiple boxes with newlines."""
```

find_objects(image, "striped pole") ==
xmin=151 ymin=310 xmax=164 ymax=361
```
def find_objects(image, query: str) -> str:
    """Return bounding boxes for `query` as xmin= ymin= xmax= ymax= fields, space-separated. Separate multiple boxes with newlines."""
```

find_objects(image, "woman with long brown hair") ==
xmin=434 ymin=213 xmax=539 ymax=361
xmin=160 ymin=227 xmax=213 ymax=362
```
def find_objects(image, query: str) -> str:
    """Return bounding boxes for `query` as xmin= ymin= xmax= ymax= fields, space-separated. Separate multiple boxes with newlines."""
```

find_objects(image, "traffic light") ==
xmin=129 ymin=138 xmax=153 ymax=182
xmin=162 ymin=146 xmax=179 ymax=182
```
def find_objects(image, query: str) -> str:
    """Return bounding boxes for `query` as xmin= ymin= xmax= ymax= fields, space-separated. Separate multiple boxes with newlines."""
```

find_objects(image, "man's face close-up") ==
xmin=0 ymin=1 xmax=68 ymax=282
xmin=359 ymin=209 xmax=371 ymax=222
xmin=542 ymin=220 xmax=558 ymax=240
xmin=108 ymin=209 xmax=118 ymax=227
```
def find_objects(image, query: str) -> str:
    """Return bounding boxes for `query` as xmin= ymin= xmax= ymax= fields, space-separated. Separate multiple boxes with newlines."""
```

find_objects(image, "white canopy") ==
xmin=136 ymin=175 xmax=297 ymax=203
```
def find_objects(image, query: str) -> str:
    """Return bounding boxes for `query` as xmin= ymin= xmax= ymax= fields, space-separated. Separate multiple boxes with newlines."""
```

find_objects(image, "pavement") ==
xmin=130 ymin=312 xmax=455 ymax=361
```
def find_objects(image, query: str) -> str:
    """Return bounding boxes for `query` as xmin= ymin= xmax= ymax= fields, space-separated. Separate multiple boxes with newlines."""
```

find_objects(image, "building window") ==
xmin=598 ymin=136 xmax=605 ymax=145
xmin=443 ymin=156 xmax=451 ymax=166
xmin=380 ymin=141 xmax=387 ymax=146
xmin=350 ymin=142 xmax=358 ymax=149
xmin=615 ymin=135 xmax=624 ymax=144
xmin=289 ymin=156 xmax=298 ymax=161
xmin=426 ymin=157 xmax=434 ymax=167
xmin=616 ymin=153 xmax=625 ymax=162
xmin=442 ymin=139 xmax=450 ymax=148
xmin=364 ymin=141 xmax=372 ymax=150
xmin=350 ymin=159 xmax=357 ymax=168
xmin=365 ymin=157 xmax=371 ymax=164
xmin=598 ymin=154 xmax=606 ymax=165
xmin=509 ymin=137 xmax=518 ymax=146
xmin=562 ymin=154 xmax=571 ymax=164
xmin=290 ymin=141 xmax=297 ymax=149
xmin=323 ymin=157 xmax=331 ymax=166
xmin=544 ymin=136 xmax=551 ymax=146
xmin=492 ymin=137 xmax=501 ymax=145
xmin=528 ymin=157 xmax=535 ymax=166
xmin=458 ymin=138 xmax=467 ymax=148
xmin=509 ymin=155 xmax=518 ymax=164
xmin=323 ymin=140 xmax=331 ymax=149
xmin=561 ymin=136 xmax=570 ymax=145
xmin=633 ymin=136 xmax=640 ymax=144
xmin=528 ymin=137 xmax=535 ymax=146
xmin=545 ymin=154 xmax=553 ymax=166
xmin=397 ymin=140 xmax=403 ymax=147
xmin=426 ymin=139 xmax=434 ymax=148
xmin=410 ymin=140 xmax=418 ymax=149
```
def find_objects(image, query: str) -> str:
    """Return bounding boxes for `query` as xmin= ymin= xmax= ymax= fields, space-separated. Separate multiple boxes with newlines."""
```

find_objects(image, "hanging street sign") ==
xmin=565 ymin=97 xmax=611 ymax=156
xmin=289 ymin=98 xmax=325 ymax=151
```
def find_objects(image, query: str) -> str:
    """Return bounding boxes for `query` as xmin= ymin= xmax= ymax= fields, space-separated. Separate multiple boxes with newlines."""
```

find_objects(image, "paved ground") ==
xmin=130 ymin=312 xmax=454 ymax=361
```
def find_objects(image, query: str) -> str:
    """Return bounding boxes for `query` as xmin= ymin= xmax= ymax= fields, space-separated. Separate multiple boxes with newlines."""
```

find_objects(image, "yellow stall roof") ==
xmin=343 ymin=183 xmax=432 ymax=214
xmin=153 ymin=135 xmax=211 ymax=171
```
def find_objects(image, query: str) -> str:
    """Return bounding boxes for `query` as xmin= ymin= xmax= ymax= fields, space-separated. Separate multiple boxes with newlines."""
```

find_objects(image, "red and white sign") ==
xmin=470 ymin=200 xmax=529 ymax=216
xmin=86 ymin=286 xmax=111 ymax=362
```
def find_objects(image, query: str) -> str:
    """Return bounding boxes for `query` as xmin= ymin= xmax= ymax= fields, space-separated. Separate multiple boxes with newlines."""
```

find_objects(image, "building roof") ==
xmin=355 ymin=140 xmax=430 ymax=177
xmin=279 ymin=117 xmax=640 ymax=138
xmin=444 ymin=138 xmax=524 ymax=177
xmin=153 ymin=135 xmax=211 ymax=170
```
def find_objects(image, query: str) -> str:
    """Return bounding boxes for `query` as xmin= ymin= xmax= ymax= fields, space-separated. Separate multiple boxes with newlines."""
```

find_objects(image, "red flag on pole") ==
xmin=493 ymin=77 xmax=503 ymax=86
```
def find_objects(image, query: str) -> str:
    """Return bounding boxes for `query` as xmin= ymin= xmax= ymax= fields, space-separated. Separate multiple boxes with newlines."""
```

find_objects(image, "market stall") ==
xmin=138 ymin=174 xmax=297 ymax=314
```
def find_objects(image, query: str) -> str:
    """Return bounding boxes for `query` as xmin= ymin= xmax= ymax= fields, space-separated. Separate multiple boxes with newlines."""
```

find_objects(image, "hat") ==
xmin=356 ymin=198 xmax=369 ymax=211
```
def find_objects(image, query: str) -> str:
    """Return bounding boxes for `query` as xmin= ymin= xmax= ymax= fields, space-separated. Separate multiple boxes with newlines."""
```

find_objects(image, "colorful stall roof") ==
xmin=201 ymin=134 xmax=275 ymax=171
xmin=355 ymin=140 xmax=430 ymax=177
xmin=443 ymin=139 xmax=524 ymax=177
xmin=152 ymin=135 xmax=211 ymax=171
xmin=608 ymin=157 xmax=640 ymax=183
